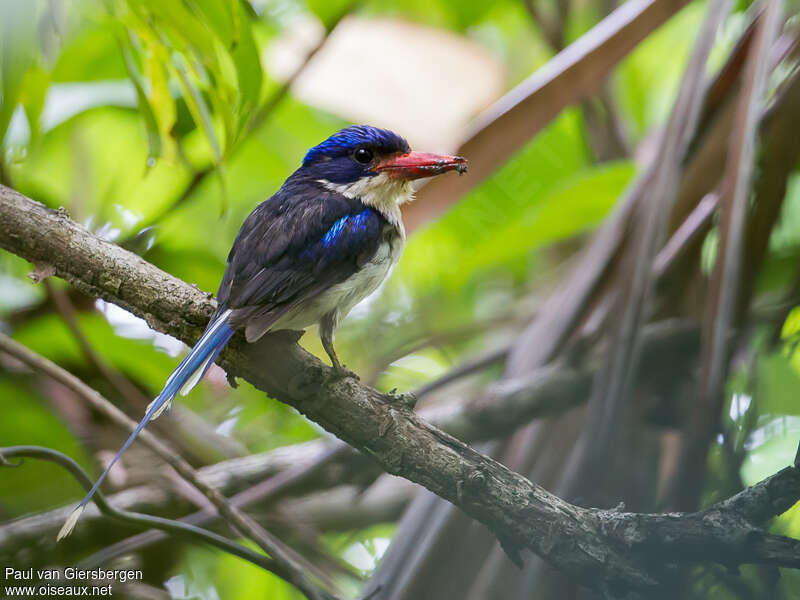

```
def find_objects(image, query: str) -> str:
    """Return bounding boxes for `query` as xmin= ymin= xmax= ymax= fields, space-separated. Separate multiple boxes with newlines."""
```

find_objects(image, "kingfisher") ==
xmin=58 ymin=125 xmax=467 ymax=538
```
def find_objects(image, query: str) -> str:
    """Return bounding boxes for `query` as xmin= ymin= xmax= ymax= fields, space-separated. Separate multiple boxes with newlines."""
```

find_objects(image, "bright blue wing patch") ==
xmin=322 ymin=210 xmax=372 ymax=248
xmin=302 ymin=208 xmax=381 ymax=263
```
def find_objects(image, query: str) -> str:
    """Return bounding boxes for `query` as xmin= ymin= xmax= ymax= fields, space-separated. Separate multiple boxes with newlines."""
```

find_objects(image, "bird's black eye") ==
xmin=353 ymin=147 xmax=373 ymax=164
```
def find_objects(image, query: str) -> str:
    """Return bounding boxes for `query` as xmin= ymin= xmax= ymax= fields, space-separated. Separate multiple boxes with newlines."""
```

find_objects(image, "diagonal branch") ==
xmin=0 ymin=319 xmax=696 ymax=558
xmin=670 ymin=0 xmax=785 ymax=510
xmin=557 ymin=0 xmax=731 ymax=499
xmin=76 ymin=442 xmax=353 ymax=571
xmin=0 ymin=438 xmax=366 ymax=557
xmin=0 ymin=318 xmax=705 ymax=560
xmin=0 ymin=333 xmax=337 ymax=600
xmin=2 ymin=186 xmax=800 ymax=594
xmin=404 ymin=0 xmax=690 ymax=232
xmin=45 ymin=280 xmax=246 ymax=461
xmin=0 ymin=446 xmax=283 ymax=576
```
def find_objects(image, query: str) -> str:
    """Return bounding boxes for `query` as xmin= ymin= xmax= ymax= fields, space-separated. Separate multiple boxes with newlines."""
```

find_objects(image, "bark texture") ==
xmin=2 ymin=185 xmax=800 ymax=596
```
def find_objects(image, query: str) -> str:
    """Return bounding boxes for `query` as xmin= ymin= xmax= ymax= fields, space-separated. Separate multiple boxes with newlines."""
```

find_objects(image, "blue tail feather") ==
xmin=58 ymin=310 xmax=234 ymax=539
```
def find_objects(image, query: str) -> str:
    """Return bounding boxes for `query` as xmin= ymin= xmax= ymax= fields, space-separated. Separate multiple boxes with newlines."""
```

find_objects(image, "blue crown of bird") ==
xmin=58 ymin=125 xmax=467 ymax=539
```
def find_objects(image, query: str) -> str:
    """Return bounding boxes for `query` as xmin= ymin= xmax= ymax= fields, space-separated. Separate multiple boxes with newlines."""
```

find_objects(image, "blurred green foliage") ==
xmin=2 ymin=1 xmax=800 ymax=599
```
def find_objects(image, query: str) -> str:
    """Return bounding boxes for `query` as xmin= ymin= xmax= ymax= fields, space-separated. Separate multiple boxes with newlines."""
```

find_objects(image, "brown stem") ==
xmin=2 ymin=186 xmax=800 ymax=593
xmin=0 ymin=333 xmax=337 ymax=600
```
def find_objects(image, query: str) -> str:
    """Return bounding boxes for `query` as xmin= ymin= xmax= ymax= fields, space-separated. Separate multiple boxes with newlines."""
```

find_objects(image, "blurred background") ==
xmin=1 ymin=0 xmax=800 ymax=598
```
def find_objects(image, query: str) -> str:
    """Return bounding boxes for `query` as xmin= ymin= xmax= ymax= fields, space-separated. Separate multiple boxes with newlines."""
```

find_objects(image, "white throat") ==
xmin=318 ymin=173 xmax=412 ymax=236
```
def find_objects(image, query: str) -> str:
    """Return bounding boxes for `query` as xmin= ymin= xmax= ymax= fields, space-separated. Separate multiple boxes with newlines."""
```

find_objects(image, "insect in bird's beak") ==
xmin=374 ymin=152 xmax=468 ymax=180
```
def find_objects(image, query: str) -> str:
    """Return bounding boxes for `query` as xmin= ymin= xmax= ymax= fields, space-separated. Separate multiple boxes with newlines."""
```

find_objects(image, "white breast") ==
xmin=274 ymin=231 xmax=403 ymax=332
xmin=274 ymin=174 xmax=411 ymax=332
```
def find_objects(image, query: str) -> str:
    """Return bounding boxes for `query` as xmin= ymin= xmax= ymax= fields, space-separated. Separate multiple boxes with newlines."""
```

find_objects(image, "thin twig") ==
xmin=4 ymin=187 xmax=800 ymax=589
xmin=523 ymin=0 xmax=567 ymax=50
xmin=0 ymin=446 xmax=282 ymax=575
xmin=670 ymin=1 xmax=784 ymax=511
xmin=406 ymin=0 xmax=690 ymax=232
xmin=413 ymin=346 xmax=508 ymax=399
xmin=46 ymin=281 xmax=246 ymax=460
xmin=558 ymin=0 xmax=732 ymax=500
xmin=652 ymin=192 xmax=719 ymax=280
xmin=0 ymin=333 xmax=337 ymax=600
xmin=364 ymin=311 xmax=521 ymax=387
xmin=703 ymin=0 xmax=781 ymax=442
xmin=46 ymin=281 xmax=148 ymax=406
xmin=523 ymin=0 xmax=630 ymax=161
xmin=79 ymin=442 xmax=351 ymax=568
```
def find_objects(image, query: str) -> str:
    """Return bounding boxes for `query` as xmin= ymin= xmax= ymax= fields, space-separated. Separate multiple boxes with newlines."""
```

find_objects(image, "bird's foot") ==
xmin=321 ymin=335 xmax=358 ymax=380
xmin=330 ymin=363 xmax=360 ymax=381
xmin=383 ymin=387 xmax=417 ymax=410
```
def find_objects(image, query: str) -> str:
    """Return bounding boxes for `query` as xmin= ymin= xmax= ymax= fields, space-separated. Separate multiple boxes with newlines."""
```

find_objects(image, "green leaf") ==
xmin=19 ymin=65 xmax=49 ymax=143
xmin=399 ymin=109 xmax=594 ymax=293
xmin=190 ymin=0 xmax=237 ymax=47
xmin=10 ymin=105 xmax=169 ymax=227
xmin=229 ymin=1 xmax=263 ymax=136
xmin=51 ymin=26 xmax=128 ymax=82
xmin=123 ymin=1 xmax=226 ymax=162
xmin=769 ymin=173 xmax=800 ymax=252
xmin=760 ymin=347 xmax=800 ymax=417
xmin=0 ymin=248 xmax=45 ymax=313
xmin=455 ymin=161 xmax=635 ymax=280
xmin=143 ymin=40 xmax=178 ymax=161
xmin=307 ymin=0 xmax=354 ymax=25
xmin=740 ymin=416 xmax=799 ymax=487
xmin=12 ymin=312 xmax=177 ymax=390
xmin=172 ymin=54 xmax=223 ymax=162
xmin=120 ymin=37 xmax=162 ymax=161
xmin=0 ymin=0 xmax=39 ymax=144
xmin=177 ymin=545 xmax=304 ymax=600
xmin=0 ymin=379 xmax=90 ymax=513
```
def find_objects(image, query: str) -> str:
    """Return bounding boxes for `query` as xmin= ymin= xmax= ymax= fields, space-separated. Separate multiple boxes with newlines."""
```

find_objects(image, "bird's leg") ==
xmin=320 ymin=312 xmax=358 ymax=380
xmin=322 ymin=334 xmax=342 ymax=371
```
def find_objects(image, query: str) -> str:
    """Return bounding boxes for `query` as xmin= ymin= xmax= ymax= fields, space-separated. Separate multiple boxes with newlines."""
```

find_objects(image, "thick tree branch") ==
xmin=0 ymin=318 xmax=696 ymax=558
xmin=0 ymin=316 xmax=702 ymax=562
xmin=405 ymin=0 xmax=689 ymax=232
xmin=0 ymin=333 xmax=337 ymax=600
xmin=2 ymin=186 xmax=800 ymax=594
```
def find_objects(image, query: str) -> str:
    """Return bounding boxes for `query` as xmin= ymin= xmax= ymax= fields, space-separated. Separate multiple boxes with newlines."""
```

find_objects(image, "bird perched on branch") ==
xmin=58 ymin=125 xmax=467 ymax=539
